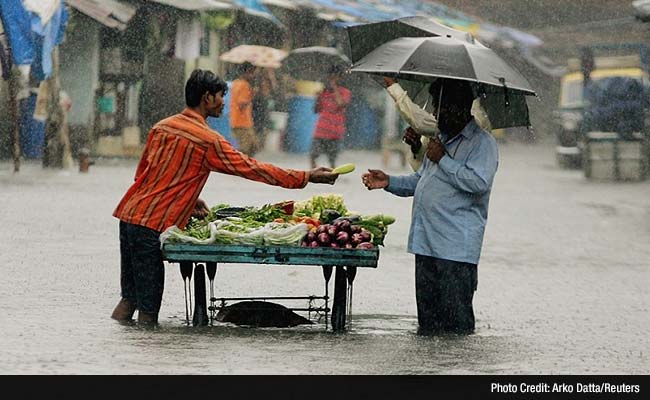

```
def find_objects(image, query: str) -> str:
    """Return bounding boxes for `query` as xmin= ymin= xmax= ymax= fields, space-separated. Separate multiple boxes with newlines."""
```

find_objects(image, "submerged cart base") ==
xmin=162 ymin=244 xmax=379 ymax=332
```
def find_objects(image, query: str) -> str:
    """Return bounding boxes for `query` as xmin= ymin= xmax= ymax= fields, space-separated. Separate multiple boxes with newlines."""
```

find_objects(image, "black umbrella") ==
xmin=346 ymin=15 xmax=475 ymax=64
xmin=350 ymin=36 xmax=536 ymax=129
xmin=280 ymin=46 xmax=351 ymax=82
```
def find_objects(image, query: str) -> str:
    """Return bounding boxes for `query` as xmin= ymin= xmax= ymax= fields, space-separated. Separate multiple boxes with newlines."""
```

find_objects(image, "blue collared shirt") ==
xmin=385 ymin=119 xmax=499 ymax=264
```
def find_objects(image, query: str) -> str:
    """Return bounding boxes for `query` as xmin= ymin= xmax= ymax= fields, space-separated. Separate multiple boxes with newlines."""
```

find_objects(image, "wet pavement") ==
xmin=1 ymin=139 xmax=649 ymax=374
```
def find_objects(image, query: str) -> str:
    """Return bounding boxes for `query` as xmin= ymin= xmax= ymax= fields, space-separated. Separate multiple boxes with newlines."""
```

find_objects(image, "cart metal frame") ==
xmin=162 ymin=244 xmax=379 ymax=332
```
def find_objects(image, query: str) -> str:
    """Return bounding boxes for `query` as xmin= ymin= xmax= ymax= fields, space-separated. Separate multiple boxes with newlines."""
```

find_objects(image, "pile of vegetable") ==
xmin=301 ymin=219 xmax=375 ymax=249
xmin=162 ymin=194 xmax=396 ymax=250
xmin=293 ymin=194 xmax=347 ymax=221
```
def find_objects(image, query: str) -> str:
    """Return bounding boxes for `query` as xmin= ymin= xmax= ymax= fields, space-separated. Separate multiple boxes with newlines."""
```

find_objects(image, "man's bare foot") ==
xmin=111 ymin=298 xmax=136 ymax=321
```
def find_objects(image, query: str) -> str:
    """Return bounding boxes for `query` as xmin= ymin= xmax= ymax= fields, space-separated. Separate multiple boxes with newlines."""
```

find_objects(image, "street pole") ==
xmin=8 ymin=67 xmax=20 ymax=173
xmin=43 ymin=47 xmax=72 ymax=169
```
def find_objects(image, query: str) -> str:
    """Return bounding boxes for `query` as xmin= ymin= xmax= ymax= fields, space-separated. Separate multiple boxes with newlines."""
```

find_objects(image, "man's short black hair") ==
xmin=185 ymin=69 xmax=228 ymax=107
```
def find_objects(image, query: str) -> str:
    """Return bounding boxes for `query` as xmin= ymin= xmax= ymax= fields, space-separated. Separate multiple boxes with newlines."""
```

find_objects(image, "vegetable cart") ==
xmin=162 ymin=243 xmax=379 ymax=332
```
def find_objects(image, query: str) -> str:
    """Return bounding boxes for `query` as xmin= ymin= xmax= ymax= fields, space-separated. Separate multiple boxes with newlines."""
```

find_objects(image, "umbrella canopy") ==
xmin=346 ymin=15 xmax=476 ymax=64
xmin=352 ymin=36 xmax=535 ymax=94
xmin=219 ymin=45 xmax=288 ymax=68
xmin=280 ymin=46 xmax=351 ymax=82
xmin=350 ymin=36 xmax=536 ymax=129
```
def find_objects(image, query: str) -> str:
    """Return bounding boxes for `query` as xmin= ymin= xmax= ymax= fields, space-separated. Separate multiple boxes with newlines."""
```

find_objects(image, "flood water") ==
xmin=1 ymin=139 xmax=649 ymax=374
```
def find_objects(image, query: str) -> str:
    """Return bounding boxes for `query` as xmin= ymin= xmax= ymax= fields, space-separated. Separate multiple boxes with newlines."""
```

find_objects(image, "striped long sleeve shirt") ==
xmin=113 ymin=108 xmax=309 ymax=232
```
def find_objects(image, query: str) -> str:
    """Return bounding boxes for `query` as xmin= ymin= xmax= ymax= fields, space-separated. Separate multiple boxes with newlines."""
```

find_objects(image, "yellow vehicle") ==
xmin=555 ymin=54 xmax=649 ymax=168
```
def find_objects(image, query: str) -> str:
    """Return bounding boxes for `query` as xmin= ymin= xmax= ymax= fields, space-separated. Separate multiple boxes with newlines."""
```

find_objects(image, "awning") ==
xmin=231 ymin=0 xmax=283 ymax=26
xmin=633 ymin=0 xmax=650 ymax=21
xmin=301 ymin=0 xmax=543 ymax=51
xmin=261 ymin=0 xmax=300 ymax=10
xmin=65 ymin=0 xmax=137 ymax=30
xmin=148 ymin=0 xmax=232 ymax=12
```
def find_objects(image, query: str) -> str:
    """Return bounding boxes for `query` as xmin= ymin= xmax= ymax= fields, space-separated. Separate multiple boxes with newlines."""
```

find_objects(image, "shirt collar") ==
xmin=443 ymin=118 xmax=479 ymax=143
xmin=181 ymin=108 xmax=209 ymax=127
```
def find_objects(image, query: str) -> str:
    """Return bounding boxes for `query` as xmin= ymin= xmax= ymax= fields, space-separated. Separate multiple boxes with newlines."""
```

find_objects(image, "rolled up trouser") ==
xmin=119 ymin=221 xmax=165 ymax=314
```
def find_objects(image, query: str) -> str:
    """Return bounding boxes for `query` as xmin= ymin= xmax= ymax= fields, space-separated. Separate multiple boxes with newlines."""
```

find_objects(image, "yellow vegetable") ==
xmin=332 ymin=163 xmax=355 ymax=174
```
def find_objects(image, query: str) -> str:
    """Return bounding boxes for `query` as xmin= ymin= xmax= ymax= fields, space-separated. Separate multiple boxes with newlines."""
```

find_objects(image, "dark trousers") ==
xmin=119 ymin=221 xmax=165 ymax=314
xmin=415 ymin=255 xmax=478 ymax=334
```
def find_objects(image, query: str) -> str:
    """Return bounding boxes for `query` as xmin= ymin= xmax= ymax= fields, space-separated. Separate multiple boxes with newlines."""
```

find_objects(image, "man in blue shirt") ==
xmin=362 ymin=79 xmax=499 ymax=334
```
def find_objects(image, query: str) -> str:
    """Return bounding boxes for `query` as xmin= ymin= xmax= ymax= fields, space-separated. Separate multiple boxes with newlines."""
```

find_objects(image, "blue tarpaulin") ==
xmin=0 ymin=0 xmax=68 ymax=81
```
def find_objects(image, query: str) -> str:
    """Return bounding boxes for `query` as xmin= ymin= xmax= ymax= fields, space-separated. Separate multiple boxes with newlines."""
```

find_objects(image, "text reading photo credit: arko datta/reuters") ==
xmin=491 ymin=381 xmax=641 ymax=395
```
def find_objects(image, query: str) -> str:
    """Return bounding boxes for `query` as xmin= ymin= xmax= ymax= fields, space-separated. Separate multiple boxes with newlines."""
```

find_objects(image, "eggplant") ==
xmin=336 ymin=231 xmax=349 ymax=245
xmin=309 ymin=241 xmax=320 ymax=248
xmin=359 ymin=229 xmax=372 ymax=243
xmin=338 ymin=220 xmax=351 ymax=233
xmin=350 ymin=225 xmax=362 ymax=234
xmin=306 ymin=231 xmax=317 ymax=242
xmin=334 ymin=215 xmax=361 ymax=224
xmin=316 ymin=224 xmax=329 ymax=234
xmin=320 ymin=209 xmax=341 ymax=224
xmin=327 ymin=225 xmax=338 ymax=237
xmin=351 ymin=233 xmax=363 ymax=246
xmin=317 ymin=232 xmax=331 ymax=245
xmin=330 ymin=242 xmax=339 ymax=248
xmin=344 ymin=243 xmax=354 ymax=249
xmin=356 ymin=242 xmax=374 ymax=249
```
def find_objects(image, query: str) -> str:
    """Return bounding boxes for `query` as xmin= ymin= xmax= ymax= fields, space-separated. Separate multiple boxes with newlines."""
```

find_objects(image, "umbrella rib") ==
xmin=464 ymin=45 xmax=535 ymax=94
xmin=396 ymin=39 xmax=432 ymax=77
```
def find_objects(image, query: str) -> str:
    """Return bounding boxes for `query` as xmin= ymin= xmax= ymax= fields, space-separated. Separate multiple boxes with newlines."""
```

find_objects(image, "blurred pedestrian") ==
xmin=111 ymin=69 xmax=340 ymax=326
xmin=309 ymin=65 xmax=352 ymax=169
xmin=362 ymin=79 xmax=499 ymax=335
xmin=252 ymin=68 xmax=278 ymax=152
xmin=230 ymin=62 xmax=258 ymax=156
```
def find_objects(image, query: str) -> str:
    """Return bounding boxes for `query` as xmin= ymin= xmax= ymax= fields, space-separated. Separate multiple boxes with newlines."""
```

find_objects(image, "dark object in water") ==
xmin=216 ymin=301 xmax=313 ymax=327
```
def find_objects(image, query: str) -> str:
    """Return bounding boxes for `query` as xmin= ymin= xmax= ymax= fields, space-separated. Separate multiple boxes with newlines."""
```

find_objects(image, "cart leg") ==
xmin=331 ymin=266 xmax=347 ymax=333
xmin=179 ymin=261 xmax=193 ymax=326
xmin=346 ymin=266 xmax=357 ymax=321
xmin=322 ymin=265 xmax=333 ymax=330
xmin=192 ymin=263 xmax=209 ymax=327
xmin=206 ymin=262 xmax=218 ymax=324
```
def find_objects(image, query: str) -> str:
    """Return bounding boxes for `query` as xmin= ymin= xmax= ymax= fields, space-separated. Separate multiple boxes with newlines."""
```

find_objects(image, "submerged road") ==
xmin=1 ymin=139 xmax=649 ymax=374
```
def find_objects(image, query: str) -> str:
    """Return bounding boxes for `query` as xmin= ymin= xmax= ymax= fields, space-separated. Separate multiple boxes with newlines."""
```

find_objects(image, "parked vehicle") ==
xmin=554 ymin=45 xmax=650 ymax=168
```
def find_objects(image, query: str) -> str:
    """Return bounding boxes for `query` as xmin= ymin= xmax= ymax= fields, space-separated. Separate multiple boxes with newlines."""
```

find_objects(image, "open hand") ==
xmin=191 ymin=198 xmax=210 ymax=219
xmin=362 ymin=169 xmax=389 ymax=190
xmin=309 ymin=166 xmax=339 ymax=185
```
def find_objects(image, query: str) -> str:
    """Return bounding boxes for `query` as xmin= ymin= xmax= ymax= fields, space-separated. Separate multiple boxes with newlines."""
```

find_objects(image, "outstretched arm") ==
xmin=205 ymin=134 xmax=338 ymax=188
xmin=362 ymin=166 xmax=422 ymax=198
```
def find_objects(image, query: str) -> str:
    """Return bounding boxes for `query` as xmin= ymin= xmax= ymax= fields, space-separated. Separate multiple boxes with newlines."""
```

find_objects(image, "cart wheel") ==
xmin=331 ymin=266 xmax=347 ymax=332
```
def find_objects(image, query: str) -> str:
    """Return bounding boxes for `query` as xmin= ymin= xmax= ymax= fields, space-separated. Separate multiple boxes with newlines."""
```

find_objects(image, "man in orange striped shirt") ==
xmin=111 ymin=69 xmax=339 ymax=326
